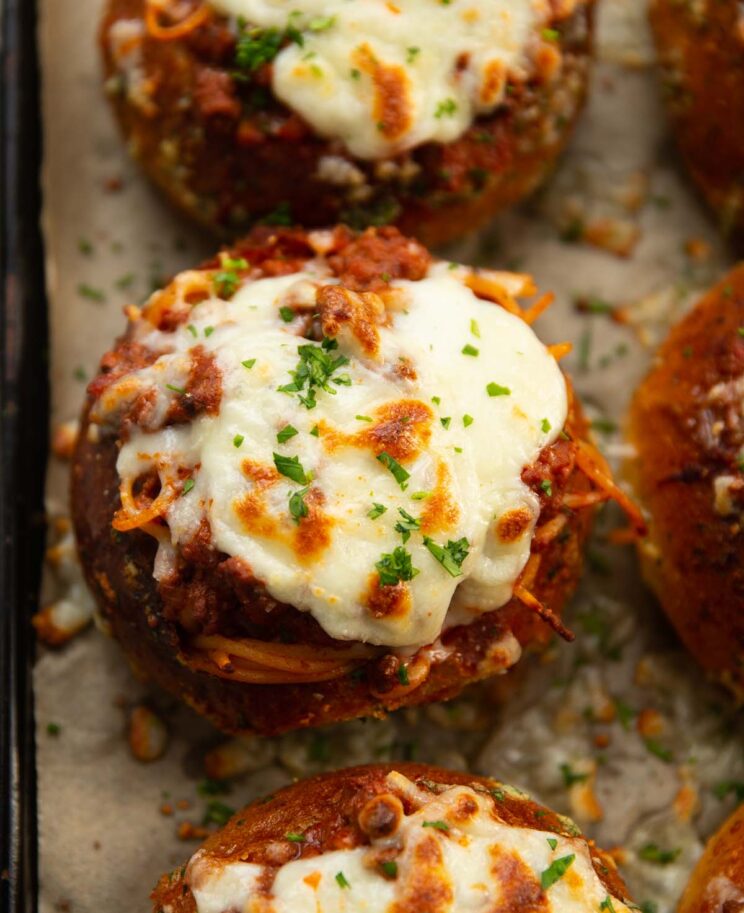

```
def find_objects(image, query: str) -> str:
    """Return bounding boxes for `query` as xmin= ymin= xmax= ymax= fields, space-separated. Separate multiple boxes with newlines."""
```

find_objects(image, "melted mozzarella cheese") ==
xmin=208 ymin=0 xmax=544 ymax=159
xmin=186 ymin=773 xmax=632 ymax=913
xmin=106 ymin=262 xmax=566 ymax=650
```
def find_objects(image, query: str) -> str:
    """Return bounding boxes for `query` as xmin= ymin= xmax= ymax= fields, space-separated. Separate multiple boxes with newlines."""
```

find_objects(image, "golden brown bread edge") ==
xmin=627 ymin=265 xmax=744 ymax=700
xmin=677 ymin=802 xmax=744 ymax=913
xmin=650 ymin=0 xmax=744 ymax=236
xmin=150 ymin=763 xmax=631 ymax=913
xmin=100 ymin=0 xmax=594 ymax=247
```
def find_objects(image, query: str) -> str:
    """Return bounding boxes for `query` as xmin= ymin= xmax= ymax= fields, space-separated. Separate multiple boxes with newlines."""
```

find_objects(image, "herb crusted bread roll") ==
xmin=100 ymin=0 xmax=595 ymax=245
xmin=72 ymin=225 xmax=635 ymax=735
xmin=151 ymin=763 xmax=635 ymax=913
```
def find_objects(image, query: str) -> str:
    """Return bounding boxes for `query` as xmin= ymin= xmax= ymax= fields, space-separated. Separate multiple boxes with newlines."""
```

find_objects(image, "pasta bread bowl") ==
xmin=71 ymin=225 xmax=637 ymax=735
xmin=101 ymin=0 xmax=595 ymax=246
xmin=151 ymin=763 xmax=635 ymax=913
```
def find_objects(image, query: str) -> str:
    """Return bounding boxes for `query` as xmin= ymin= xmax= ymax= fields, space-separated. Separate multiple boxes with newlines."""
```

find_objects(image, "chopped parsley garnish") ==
xmin=461 ymin=344 xmax=479 ymax=357
xmin=547 ymin=837 xmax=558 ymax=850
xmin=591 ymin=417 xmax=617 ymax=435
xmin=202 ymin=801 xmax=235 ymax=827
xmin=278 ymin=340 xmax=350 ymax=409
xmin=638 ymin=844 xmax=681 ymax=865
xmin=434 ymin=98 xmax=457 ymax=118
xmin=540 ymin=479 xmax=553 ymax=497
xmin=470 ymin=318 xmax=481 ymax=338
xmin=335 ymin=871 xmax=351 ymax=889
xmin=614 ymin=698 xmax=635 ymax=730
xmin=368 ymin=503 xmax=387 ymax=520
xmin=376 ymin=451 xmax=410 ymax=489
xmin=187 ymin=324 xmax=198 ymax=338
xmin=204 ymin=326 xmax=215 ymax=337
xmin=273 ymin=453 xmax=311 ymax=485
xmin=46 ymin=722 xmax=61 ymax=736
xmin=285 ymin=832 xmax=306 ymax=843
xmin=395 ymin=508 xmax=421 ymax=543
xmin=489 ymin=787 xmax=505 ymax=802
xmin=197 ymin=778 xmax=231 ymax=797
xmin=441 ymin=416 xmax=451 ymax=429
xmin=233 ymin=434 xmax=244 ymax=448
xmin=422 ymin=820 xmax=450 ymax=831
xmin=713 ymin=780 xmax=744 ymax=801
xmin=463 ymin=414 xmax=474 ymax=427
xmin=397 ymin=664 xmax=410 ymax=686
xmin=242 ymin=358 xmax=256 ymax=369
xmin=289 ymin=486 xmax=310 ymax=523
xmin=166 ymin=383 xmax=186 ymax=395
xmin=423 ymin=536 xmax=469 ymax=577
xmin=540 ymin=854 xmax=575 ymax=890
xmin=600 ymin=896 xmax=616 ymax=912
xmin=77 ymin=283 xmax=106 ymax=303
xmin=541 ymin=418 xmax=552 ymax=433
xmin=310 ymin=424 xmax=320 ymax=437
xmin=542 ymin=27 xmax=560 ymax=41
xmin=487 ymin=382 xmax=511 ymax=397
xmin=262 ymin=201 xmax=293 ymax=226
xmin=277 ymin=424 xmax=298 ymax=444
xmin=380 ymin=861 xmax=398 ymax=878
xmin=78 ymin=237 xmax=94 ymax=256
xmin=115 ymin=272 xmax=135 ymax=290
xmin=406 ymin=46 xmax=420 ymax=63
xmin=235 ymin=19 xmax=302 ymax=73
xmin=644 ymin=739 xmax=673 ymax=763
xmin=559 ymin=763 xmax=588 ymax=787
xmin=279 ymin=306 xmax=295 ymax=322
xmin=431 ymin=395 xmax=441 ymax=405
xmin=309 ymin=14 xmax=336 ymax=31
xmin=376 ymin=546 xmax=419 ymax=586
xmin=411 ymin=491 xmax=430 ymax=500
xmin=182 ymin=478 xmax=195 ymax=495
xmin=214 ymin=256 xmax=248 ymax=299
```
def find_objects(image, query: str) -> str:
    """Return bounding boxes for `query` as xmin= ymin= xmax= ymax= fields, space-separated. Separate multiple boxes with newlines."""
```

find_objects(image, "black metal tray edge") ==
xmin=2 ymin=0 xmax=48 ymax=909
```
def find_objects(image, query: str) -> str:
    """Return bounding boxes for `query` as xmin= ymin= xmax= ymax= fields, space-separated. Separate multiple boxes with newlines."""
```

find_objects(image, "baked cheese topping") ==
xmin=209 ymin=0 xmax=546 ymax=159
xmin=185 ymin=772 xmax=631 ymax=913
xmin=93 ymin=260 xmax=566 ymax=650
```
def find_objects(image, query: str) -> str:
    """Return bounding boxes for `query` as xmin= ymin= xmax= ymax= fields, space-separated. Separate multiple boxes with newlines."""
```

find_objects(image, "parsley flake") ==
xmin=166 ymin=383 xmax=186 ymax=395
xmin=540 ymin=854 xmax=575 ymax=890
xmin=242 ymin=358 xmax=256 ymax=369
xmin=422 ymin=820 xmax=449 ymax=831
xmin=273 ymin=453 xmax=311 ymax=485
xmin=335 ymin=871 xmax=351 ymax=889
xmin=638 ymin=844 xmax=680 ymax=866
xmin=395 ymin=508 xmax=421 ymax=543
xmin=541 ymin=418 xmax=552 ymax=433
xmin=278 ymin=340 xmax=350 ymax=409
xmin=289 ymin=486 xmax=310 ymax=523
xmin=368 ymin=503 xmax=387 ymax=520
xmin=376 ymin=546 xmax=419 ymax=586
xmin=487 ymin=382 xmax=511 ymax=397
xmin=285 ymin=832 xmax=306 ymax=843
xmin=380 ymin=861 xmax=398 ymax=878
xmin=461 ymin=344 xmax=479 ymax=357
xmin=434 ymin=98 xmax=457 ymax=118
xmin=547 ymin=837 xmax=558 ymax=850
xmin=423 ymin=536 xmax=469 ymax=577
xmin=377 ymin=451 xmax=410 ymax=489
xmin=470 ymin=318 xmax=481 ymax=338
xmin=277 ymin=424 xmax=298 ymax=444
xmin=279 ymin=306 xmax=295 ymax=322
xmin=397 ymin=664 xmax=410 ymax=686
xmin=463 ymin=414 xmax=474 ymax=427
xmin=233 ymin=434 xmax=244 ymax=448
xmin=182 ymin=478 xmax=195 ymax=495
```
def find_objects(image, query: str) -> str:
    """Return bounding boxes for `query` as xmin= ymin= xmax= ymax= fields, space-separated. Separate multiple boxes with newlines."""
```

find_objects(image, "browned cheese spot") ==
xmin=317 ymin=284 xmax=387 ymax=358
xmin=480 ymin=59 xmax=506 ymax=105
xmin=364 ymin=573 xmax=412 ymax=619
xmin=495 ymin=507 xmax=533 ymax=543
xmin=234 ymin=460 xmax=333 ymax=563
xmin=390 ymin=833 xmax=453 ymax=913
xmin=353 ymin=43 xmax=412 ymax=141
xmin=320 ymin=399 xmax=433 ymax=464
xmin=421 ymin=461 xmax=460 ymax=534
xmin=489 ymin=846 xmax=548 ymax=913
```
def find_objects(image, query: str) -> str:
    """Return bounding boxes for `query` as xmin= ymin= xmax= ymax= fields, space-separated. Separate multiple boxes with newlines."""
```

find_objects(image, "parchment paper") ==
xmin=36 ymin=2 xmax=744 ymax=911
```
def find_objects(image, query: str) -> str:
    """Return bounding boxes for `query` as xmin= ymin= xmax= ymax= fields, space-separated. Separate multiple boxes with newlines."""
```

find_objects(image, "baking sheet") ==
xmin=36 ymin=2 xmax=744 ymax=911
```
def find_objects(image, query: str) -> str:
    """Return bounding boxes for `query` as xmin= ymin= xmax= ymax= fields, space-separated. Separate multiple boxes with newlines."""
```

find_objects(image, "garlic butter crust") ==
xmin=72 ymin=226 xmax=614 ymax=735
xmin=151 ymin=764 xmax=633 ymax=913
xmin=100 ymin=0 xmax=594 ymax=245
xmin=628 ymin=267 xmax=744 ymax=700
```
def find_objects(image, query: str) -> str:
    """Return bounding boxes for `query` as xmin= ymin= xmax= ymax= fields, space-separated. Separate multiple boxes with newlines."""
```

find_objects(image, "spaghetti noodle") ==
xmin=145 ymin=0 xmax=211 ymax=41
